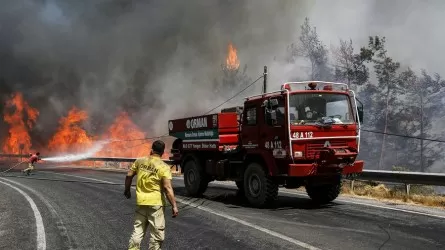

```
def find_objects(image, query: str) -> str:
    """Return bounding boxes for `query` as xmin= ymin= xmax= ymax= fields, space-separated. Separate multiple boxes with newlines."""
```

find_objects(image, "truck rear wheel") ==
xmin=243 ymin=162 xmax=278 ymax=208
xmin=305 ymin=182 xmax=341 ymax=204
xmin=183 ymin=159 xmax=208 ymax=197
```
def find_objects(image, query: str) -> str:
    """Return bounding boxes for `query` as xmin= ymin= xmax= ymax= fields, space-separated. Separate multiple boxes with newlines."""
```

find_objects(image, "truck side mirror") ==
xmin=270 ymin=110 xmax=277 ymax=121
xmin=262 ymin=100 xmax=269 ymax=108
xmin=357 ymin=107 xmax=363 ymax=123
xmin=355 ymin=97 xmax=364 ymax=123
xmin=269 ymin=98 xmax=279 ymax=107
xmin=265 ymin=109 xmax=277 ymax=126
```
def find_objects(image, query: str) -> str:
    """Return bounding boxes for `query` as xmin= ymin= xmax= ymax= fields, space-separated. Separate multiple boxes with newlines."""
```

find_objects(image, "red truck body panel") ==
xmin=168 ymin=113 xmax=239 ymax=151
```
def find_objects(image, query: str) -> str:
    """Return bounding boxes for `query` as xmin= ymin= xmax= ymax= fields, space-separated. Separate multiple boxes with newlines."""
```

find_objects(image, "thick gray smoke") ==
xmin=2 ymin=0 xmax=445 ymax=148
xmin=0 ymin=0 xmax=310 ymax=144
xmin=306 ymin=0 xmax=445 ymax=76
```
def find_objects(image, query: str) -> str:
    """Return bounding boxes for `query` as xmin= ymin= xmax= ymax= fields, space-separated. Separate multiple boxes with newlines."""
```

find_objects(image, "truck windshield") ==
xmin=288 ymin=93 xmax=354 ymax=125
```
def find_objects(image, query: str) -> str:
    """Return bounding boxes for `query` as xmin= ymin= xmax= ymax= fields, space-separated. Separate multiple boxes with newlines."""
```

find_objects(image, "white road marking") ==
xmin=1 ymin=178 xmax=74 ymax=249
xmin=51 ymin=172 xmax=321 ymax=249
xmin=277 ymin=190 xmax=445 ymax=220
xmin=173 ymin=176 xmax=445 ymax=220
xmin=171 ymin=196 xmax=321 ymax=250
xmin=0 ymin=179 xmax=46 ymax=250
xmin=334 ymin=198 xmax=445 ymax=220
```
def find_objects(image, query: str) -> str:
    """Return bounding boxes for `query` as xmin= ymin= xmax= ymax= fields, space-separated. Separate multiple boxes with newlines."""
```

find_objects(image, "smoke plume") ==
xmin=1 ymin=0 xmax=445 ymax=148
xmin=0 ymin=0 xmax=311 ymax=144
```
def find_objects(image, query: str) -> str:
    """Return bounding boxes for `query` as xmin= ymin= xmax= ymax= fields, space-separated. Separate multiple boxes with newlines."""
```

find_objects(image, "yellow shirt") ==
xmin=130 ymin=155 xmax=172 ymax=206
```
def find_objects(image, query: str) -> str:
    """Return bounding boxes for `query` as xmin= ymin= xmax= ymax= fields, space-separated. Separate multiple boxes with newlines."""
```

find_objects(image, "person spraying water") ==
xmin=22 ymin=152 xmax=41 ymax=175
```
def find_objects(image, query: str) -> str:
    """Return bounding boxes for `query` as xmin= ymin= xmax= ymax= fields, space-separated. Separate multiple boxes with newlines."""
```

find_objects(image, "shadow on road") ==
xmin=174 ymin=186 xmax=340 ymax=211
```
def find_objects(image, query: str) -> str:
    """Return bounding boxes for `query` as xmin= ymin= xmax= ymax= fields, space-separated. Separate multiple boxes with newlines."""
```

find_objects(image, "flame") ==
xmin=2 ymin=92 xmax=39 ymax=154
xmin=226 ymin=42 xmax=240 ymax=70
xmin=1 ymin=94 xmax=171 ymax=166
xmin=97 ymin=111 xmax=149 ymax=158
xmin=47 ymin=107 xmax=93 ymax=154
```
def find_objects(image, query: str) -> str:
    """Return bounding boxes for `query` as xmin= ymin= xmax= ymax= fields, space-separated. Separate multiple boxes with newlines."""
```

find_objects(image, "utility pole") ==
xmin=263 ymin=66 xmax=268 ymax=94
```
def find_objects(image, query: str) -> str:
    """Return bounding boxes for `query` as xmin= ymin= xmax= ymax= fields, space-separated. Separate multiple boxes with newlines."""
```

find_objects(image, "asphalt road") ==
xmin=1 ymin=163 xmax=445 ymax=250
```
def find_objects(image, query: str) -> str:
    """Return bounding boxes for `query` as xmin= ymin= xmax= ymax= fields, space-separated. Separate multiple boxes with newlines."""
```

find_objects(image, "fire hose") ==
xmin=0 ymin=160 xmax=26 ymax=175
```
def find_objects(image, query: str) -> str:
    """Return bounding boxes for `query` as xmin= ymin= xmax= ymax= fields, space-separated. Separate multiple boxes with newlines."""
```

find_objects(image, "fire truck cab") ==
xmin=169 ymin=81 xmax=364 ymax=207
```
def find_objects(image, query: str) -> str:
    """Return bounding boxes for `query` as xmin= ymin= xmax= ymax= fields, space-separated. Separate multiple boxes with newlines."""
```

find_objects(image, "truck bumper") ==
xmin=288 ymin=160 xmax=364 ymax=177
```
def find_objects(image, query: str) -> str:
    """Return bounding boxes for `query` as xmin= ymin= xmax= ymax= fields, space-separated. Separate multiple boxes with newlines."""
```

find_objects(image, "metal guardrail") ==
xmin=1 ymin=154 xmax=445 ymax=190
xmin=357 ymin=170 xmax=445 ymax=186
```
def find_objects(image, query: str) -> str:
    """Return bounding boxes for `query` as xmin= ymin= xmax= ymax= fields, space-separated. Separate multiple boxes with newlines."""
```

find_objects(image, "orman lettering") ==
xmin=186 ymin=117 xmax=208 ymax=129
xmin=139 ymin=164 xmax=159 ymax=174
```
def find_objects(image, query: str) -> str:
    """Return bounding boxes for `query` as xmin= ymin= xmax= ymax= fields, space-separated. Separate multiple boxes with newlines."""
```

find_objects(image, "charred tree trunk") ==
xmin=378 ymin=87 xmax=391 ymax=170
xmin=420 ymin=92 xmax=424 ymax=172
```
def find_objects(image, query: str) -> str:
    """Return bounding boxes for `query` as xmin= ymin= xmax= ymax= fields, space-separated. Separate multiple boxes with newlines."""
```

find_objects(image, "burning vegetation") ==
xmin=97 ymin=111 xmax=149 ymax=158
xmin=0 ymin=94 xmax=158 ymax=159
xmin=48 ymin=107 xmax=93 ymax=154
xmin=1 ymin=95 xmax=151 ymax=158
xmin=1 ymin=42 xmax=239 ymax=159
xmin=2 ymin=93 xmax=39 ymax=154
xmin=225 ymin=42 xmax=240 ymax=71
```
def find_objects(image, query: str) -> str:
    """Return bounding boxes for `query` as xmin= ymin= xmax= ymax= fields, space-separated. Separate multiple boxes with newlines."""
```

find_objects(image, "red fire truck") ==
xmin=168 ymin=80 xmax=364 ymax=207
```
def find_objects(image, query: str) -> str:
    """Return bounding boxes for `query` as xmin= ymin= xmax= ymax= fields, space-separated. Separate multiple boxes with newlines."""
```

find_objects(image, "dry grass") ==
xmin=341 ymin=180 xmax=445 ymax=208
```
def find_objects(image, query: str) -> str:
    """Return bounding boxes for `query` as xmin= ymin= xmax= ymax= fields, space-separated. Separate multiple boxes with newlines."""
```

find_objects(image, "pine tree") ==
xmin=287 ymin=17 xmax=332 ymax=81
xmin=333 ymin=39 xmax=373 ymax=90
xmin=364 ymin=36 xmax=402 ymax=169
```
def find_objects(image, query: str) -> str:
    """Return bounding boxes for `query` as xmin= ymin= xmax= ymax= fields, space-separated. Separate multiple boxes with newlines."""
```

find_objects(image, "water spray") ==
xmin=42 ymin=140 xmax=110 ymax=162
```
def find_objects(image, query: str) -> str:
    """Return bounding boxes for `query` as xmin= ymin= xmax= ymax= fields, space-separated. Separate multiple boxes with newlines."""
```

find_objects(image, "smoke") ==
xmin=0 ymin=0 xmax=311 ymax=143
xmin=42 ymin=140 xmax=109 ymax=162
xmin=304 ymin=0 xmax=445 ymax=76
xmin=2 ymin=0 xmax=445 ymax=147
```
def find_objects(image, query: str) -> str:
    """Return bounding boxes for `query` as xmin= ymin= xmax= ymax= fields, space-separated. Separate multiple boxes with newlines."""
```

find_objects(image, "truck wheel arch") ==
xmin=181 ymin=153 xmax=197 ymax=173
xmin=171 ymin=138 xmax=182 ymax=151
xmin=244 ymin=153 xmax=277 ymax=176
xmin=244 ymin=154 xmax=266 ymax=170
xmin=181 ymin=153 xmax=209 ymax=196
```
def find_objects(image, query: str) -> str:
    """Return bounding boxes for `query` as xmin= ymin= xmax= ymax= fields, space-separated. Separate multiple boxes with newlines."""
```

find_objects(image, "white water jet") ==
xmin=42 ymin=140 xmax=110 ymax=162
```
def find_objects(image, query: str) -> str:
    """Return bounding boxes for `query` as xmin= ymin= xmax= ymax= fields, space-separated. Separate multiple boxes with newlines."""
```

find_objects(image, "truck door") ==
xmin=261 ymin=96 xmax=288 ymax=161
xmin=241 ymin=102 xmax=260 ymax=150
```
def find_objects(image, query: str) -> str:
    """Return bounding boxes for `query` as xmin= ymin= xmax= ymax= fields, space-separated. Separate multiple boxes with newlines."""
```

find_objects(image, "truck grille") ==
xmin=306 ymin=140 xmax=348 ymax=159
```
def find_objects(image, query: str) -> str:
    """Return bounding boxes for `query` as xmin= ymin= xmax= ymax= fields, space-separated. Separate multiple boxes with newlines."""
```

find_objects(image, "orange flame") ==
xmin=47 ymin=107 xmax=93 ymax=154
xmin=2 ymin=92 xmax=39 ymax=154
xmin=226 ymin=42 xmax=240 ymax=70
xmin=97 ymin=111 xmax=149 ymax=158
xmin=1 ymin=93 xmax=171 ymax=167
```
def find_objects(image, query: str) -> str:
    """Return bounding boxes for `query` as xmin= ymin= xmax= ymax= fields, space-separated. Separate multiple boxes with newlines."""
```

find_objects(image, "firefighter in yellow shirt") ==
xmin=124 ymin=140 xmax=179 ymax=250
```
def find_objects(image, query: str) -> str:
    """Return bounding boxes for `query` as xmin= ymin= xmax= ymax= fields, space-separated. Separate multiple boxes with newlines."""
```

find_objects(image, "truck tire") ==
xmin=183 ymin=159 xmax=208 ymax=197
xmin=243 ymin=162 xmax=278 ymax=208
xmin=305 ymin=182 xmax=341 ymax=204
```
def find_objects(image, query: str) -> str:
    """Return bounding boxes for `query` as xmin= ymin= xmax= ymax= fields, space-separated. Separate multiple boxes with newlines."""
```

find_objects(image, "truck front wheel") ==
xmin=243 ymin=162 xmax=278 ymax=208
xmin=184 ymin=159 xmax=208 ymax=197
xmin=305 ymin=182 xmax=341 ymax=204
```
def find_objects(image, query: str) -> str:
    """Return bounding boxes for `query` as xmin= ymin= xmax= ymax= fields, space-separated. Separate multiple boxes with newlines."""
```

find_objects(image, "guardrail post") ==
xmin=350 ymin=180 xmax=355 ymax=192
xmin=405 ymin=183 xmax=411 ymax=198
